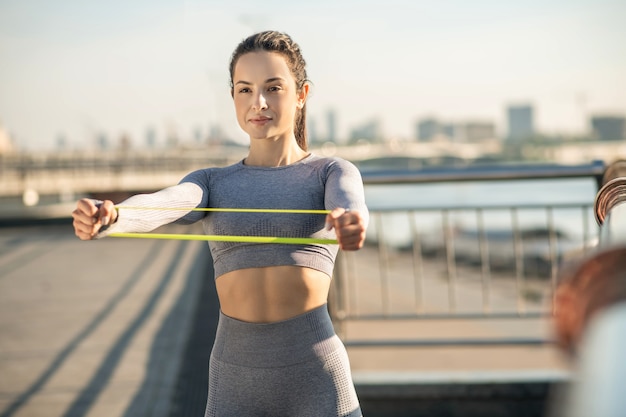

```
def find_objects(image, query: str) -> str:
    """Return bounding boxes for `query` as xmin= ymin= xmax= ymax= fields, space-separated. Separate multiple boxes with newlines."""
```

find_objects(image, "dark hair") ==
xmin=229 ymin=31 xmax=309 ymax=151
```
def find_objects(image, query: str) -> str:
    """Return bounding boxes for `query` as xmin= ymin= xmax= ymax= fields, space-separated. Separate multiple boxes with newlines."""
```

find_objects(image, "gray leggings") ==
xmin=204 ymin=304 xmax=362 ymax=417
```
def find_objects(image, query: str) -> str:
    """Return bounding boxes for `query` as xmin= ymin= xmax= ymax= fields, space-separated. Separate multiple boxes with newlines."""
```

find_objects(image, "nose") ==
xmin=253 ymin=92 xmax=268 ymax=111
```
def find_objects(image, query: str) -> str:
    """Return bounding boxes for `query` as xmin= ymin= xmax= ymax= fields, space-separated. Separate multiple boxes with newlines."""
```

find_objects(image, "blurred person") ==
xmin=550 ymin=245 xmax=626 ymax=417
xmin=72 ymin=31 xmax=368 ymax=417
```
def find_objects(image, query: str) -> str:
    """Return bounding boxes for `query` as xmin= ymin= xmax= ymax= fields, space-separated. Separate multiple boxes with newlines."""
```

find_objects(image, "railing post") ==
xmin=330 ymin=251 xmax=347 ymax=338
xmin=546 ymin=207 xmax=559 ymax=296
xmin=409 ymin=211 xmax=424 ymax=313
xmin=375 ymin=212 xmax=391 ymax=317
xmin=476 ymin=208 xmax=492 ymax=314
xmin=442 ymin=210 xmax=457 ymax=312
xmin=511 ymin=208 xmax=526 ymax=314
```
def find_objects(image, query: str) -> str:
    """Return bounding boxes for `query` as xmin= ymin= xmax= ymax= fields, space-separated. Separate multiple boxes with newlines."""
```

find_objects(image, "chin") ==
xmin=248 ymin=132 xmax=272 ymax=141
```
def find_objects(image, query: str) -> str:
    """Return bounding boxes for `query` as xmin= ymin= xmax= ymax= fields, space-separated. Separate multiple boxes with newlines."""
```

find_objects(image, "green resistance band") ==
xmin=108 ymin=232 xmax=337 ymax=244
xmin=114 ymin=206 xmax=332 ymax=214
xmin=109 ymin=206 xmax=337 ymax=244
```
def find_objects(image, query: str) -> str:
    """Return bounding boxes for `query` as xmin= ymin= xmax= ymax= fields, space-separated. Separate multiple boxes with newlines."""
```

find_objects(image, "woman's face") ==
xmin=232 ymin=51 xmax=307 ymax=143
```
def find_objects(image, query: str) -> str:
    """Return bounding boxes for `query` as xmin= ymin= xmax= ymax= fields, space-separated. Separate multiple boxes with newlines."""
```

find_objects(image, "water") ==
xmin=364 ymin=177 xmax=599 ymax=248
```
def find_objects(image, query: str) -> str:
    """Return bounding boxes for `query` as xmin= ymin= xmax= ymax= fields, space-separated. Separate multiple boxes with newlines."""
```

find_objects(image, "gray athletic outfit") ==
xmin=98 ymin=154 xmax=368 ymax=417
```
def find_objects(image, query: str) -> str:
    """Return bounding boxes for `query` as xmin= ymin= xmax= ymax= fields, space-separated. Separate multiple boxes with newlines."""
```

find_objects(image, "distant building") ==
xmin=326 ymin=109 xmax=337 ymax=143
xmin=415 ymin=118 xmax=457 ymax=142
xmin=455 ymin=121 xmax=497 ymax=142
xmin=507 ymin=104 xmax=534 ymax=140
xmin=97 ymin=132 xmax=110 ymax=150
xmin=119 ymin=133 xmax=133 ymax=150
xmin=415 ymin=118 xmax=439 ymax=141
xmin=349 ymin=119 xmax=383 ymax=143
xmin=591 ymin=115 xmax=626 ymax=141
xmin=416 ymin=117 xmax=493 ymax=142
xmin=307 ymin=116 xmax=320 ymax=145
xmin=193 ymin=126 xmax=204 ymax=143
xmin=208 ymin=124 xmax=227 ymax=145
xmin=442 ymin=123 xmax=455 ymax=139
xmin=56 ymin=134 xmax=68 ymax=151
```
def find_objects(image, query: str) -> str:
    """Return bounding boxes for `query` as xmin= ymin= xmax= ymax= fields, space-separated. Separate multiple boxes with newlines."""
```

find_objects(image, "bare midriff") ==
xmin=215 ymin=266 xmax=331 ymax=323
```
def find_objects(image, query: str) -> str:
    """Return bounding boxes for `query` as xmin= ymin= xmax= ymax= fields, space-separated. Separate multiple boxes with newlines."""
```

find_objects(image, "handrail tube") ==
xmin=343 ymin=311 xmax=548 ymax=320
xmin=594 ymin=177 xmax=626 ymax=227
xmin=367 ymin=202 xmax=594 ymax=213
xmin=360 ymin=161 xmax=605 ymax=185
xmin=344 ymin=337 xmax=551 ymax=348
xmin=594 ymin=160 xmax=626 ymax=246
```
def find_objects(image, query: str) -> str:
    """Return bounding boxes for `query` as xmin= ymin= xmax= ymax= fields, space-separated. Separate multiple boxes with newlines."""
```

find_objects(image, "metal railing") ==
xmin=595 ymin=160 xmax=626 ymax=245
xmin=549 ymin=161 xmax=626 ymax=417
xmin=330 ymin=161 xmax=606 ymax=347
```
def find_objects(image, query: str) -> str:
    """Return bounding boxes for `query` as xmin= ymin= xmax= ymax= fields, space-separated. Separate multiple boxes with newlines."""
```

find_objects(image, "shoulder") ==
xmin=305 ymin=153 xmax=361 ymax=175
xmin=180 ymin=160 xmax=245 ymax=185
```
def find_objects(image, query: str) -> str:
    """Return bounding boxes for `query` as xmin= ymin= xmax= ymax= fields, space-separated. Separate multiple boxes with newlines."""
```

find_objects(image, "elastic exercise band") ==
xmin=110 ymin=207 xmax=335 ymax=243
xmin=109 ymin=232 xmax=337 ymax=245
xmin=115 ymin=206 xmax=331 ymax=214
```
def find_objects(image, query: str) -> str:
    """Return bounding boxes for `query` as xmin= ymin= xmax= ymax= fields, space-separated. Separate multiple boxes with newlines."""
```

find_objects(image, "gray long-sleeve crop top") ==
xmin=98 ymin=154 xmax=369 ymax=279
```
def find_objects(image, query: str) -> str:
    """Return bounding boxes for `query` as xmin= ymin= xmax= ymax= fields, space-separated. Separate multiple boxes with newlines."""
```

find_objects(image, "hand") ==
xmin=325 ymin=208 xmax=366 ymax=251
xmin=72 ymin=198 xmax=117 ymax=240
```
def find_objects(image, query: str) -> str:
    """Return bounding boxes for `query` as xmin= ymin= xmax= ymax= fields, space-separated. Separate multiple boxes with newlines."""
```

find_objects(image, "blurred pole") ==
xmin=553 ymin=160 xmax=626 ymax=417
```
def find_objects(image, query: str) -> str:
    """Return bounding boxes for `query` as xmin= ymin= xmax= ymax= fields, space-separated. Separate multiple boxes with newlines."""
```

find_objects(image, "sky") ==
xmin=0 ymin=0 xmax=625 ymax=150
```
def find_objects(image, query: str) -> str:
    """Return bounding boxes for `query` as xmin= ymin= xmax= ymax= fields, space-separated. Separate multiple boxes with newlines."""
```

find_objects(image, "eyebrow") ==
xmin=235 ymin=77 xmax=287 ymax=86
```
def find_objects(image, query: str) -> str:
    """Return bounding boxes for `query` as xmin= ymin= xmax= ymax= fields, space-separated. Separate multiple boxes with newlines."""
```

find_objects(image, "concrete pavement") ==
xmin=0 ymin=223 xmax=213 ymax=417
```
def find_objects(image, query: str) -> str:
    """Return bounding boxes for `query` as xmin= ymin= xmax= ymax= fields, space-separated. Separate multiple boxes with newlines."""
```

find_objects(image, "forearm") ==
xmin=96 ymin=182 xmax=206 ymax=237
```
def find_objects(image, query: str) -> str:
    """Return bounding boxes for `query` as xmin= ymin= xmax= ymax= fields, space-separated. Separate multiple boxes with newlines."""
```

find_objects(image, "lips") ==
xmin=249 ymin=116 xmax=272 ymax=126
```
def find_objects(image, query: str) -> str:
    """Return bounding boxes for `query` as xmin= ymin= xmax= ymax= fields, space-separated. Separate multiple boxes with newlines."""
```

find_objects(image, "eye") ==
xmin=238 ymin=87 xmax=251 ymax=94
xmin=268 ymin=85 xmax=282 ymax=92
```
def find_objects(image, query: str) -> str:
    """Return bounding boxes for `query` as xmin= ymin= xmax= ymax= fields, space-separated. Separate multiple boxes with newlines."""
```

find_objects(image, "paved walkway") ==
xmin=0 ymin=223 xmax=213 ymax=417
xmin=0 ymin=224 xmax=570 ymax=417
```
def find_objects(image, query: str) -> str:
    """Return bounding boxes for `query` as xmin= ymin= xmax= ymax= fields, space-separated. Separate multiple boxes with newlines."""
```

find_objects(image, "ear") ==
xmin=296 ymin=83 xmax=310 ymax=109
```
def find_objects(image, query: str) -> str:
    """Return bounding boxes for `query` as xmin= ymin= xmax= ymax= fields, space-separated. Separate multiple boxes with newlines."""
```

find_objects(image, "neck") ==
xmin=245 ymin=137 xmax=308 ymax=167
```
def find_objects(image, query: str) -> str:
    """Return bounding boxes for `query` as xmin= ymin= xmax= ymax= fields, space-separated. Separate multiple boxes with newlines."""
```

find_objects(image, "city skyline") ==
xmin=1 ymin=0 xmax=625 ymax=150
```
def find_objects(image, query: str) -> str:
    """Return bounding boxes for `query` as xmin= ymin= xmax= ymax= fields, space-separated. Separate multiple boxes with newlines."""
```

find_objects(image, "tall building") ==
xmin=97 ymin=132 xmax=110 ymax=150
xmin=507 ymin=104 xmax=534 ymax=140
xmin=145 ymin=127 xmax=156 ymax=149
xmin=193 ymin=126 xmax=204 ymax=143
xmin=591 ymin=115 xmax=626 ymax=141
xmin=307 ymin=116 xmax=319 ymax=145
xmin=208 ymin=124 xmax=226 ymax=144
xmin=442 ymin=123 xmax=455 ymax=139
xmin=326 ymin=109 xmax=337 ymax=143
xmin=416 ymin=117 xmax=493 ymax=142
xmin=56 ymin=134 xmax=68 ymax=150
xmin=349 ymin=119 xmax=383 ymax=144
xmin=415 ymin=118 xmax=457 ymax=141
xmin=416 ymin=118 xmax=440 ymax=141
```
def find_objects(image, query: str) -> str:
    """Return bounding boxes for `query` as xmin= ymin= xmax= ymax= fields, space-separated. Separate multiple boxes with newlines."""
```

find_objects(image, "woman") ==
xmin=72 ymin=31 xmax=368 ymax=417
